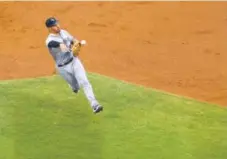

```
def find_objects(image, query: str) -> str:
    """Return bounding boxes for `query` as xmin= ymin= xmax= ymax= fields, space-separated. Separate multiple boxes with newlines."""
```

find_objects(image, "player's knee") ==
xmin=80 ymin=80 xmax=91 ymax=88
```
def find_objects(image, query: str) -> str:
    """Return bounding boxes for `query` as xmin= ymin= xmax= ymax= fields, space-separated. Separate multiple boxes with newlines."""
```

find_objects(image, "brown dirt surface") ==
xmin=0 ymin=2 xmax=226 ymax=106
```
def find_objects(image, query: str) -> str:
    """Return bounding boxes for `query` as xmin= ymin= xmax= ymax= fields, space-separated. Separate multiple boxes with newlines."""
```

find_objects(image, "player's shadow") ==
xmin=14 ymin=90 xmax=103 ymax=159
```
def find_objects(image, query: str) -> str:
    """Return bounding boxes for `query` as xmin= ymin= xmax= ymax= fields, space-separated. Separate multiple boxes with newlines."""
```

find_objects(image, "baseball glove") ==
xmin=71 ymin=40 xmax=82 ymax=56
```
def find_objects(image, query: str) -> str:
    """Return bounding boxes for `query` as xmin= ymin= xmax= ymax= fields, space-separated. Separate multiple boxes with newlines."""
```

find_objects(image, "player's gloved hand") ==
xmin=71 ymin=40 xmax=82 ymax=56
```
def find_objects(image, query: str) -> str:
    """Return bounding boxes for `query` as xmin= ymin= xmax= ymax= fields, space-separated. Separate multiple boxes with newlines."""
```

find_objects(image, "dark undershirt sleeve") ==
xmin=48 ymin=41 xmax=60 ymax=48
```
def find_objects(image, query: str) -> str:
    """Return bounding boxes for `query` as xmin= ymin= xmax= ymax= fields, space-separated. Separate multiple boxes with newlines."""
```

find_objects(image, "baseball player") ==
xmin=45 ymin=17 xmax=103 ymax=114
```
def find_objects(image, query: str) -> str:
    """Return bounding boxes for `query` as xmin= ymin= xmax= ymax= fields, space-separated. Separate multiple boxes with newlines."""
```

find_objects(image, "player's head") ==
xmin=45 ymin=17 xmax=61 ymax=34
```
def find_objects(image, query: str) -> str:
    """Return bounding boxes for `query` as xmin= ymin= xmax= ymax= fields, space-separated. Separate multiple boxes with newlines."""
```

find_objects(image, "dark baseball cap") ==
xmin=45 ymin=17 xmax=58 ymax=28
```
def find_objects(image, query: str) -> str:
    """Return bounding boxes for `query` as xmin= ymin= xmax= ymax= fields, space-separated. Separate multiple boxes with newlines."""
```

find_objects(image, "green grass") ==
xmin=0 ymin=74 xmax=227 ymax=159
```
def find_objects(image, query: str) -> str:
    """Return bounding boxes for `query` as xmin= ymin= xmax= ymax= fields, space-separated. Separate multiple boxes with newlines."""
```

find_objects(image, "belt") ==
xmin=58 ymin=57 xmax=74 ymax=67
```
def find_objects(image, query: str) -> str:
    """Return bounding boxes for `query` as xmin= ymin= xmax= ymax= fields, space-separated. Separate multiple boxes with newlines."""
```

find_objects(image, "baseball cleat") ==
xmin=93 ymin=105 xmax=103 ymax=114
xmin=73 ymin=89 xmax=79 ymax=94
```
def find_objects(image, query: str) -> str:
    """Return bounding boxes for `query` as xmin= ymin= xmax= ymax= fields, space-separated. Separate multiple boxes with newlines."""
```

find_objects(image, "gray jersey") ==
xmin=45 ymin=29 xmax=76 ymax=66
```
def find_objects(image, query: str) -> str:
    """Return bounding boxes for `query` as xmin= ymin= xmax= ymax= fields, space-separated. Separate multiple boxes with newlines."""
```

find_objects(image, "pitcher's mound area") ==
xmin=0 ymin=2 xmax=226 ymax=106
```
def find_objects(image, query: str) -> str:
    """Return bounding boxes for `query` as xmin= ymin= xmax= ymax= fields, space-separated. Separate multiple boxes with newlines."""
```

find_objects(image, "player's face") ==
xmin=50 ymin=24 xmax=61 ymax=33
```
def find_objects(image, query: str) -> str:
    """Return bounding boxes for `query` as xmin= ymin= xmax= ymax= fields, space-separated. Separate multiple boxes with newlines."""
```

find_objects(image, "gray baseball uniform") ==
xmin=45 ymin=29 xmax=100 ymax=108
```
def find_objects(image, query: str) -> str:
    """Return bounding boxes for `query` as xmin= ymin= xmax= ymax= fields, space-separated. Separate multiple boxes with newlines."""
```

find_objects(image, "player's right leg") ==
xmin=71 ymin=57 xmax=103 ymax=114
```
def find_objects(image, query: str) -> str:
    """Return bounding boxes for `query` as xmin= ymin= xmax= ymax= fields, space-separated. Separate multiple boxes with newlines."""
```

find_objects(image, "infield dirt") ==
xmin=0 ymin=2 xmax=226 ymax=106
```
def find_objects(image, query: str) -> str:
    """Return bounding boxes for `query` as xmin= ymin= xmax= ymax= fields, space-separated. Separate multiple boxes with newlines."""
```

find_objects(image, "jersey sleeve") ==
xmin=47 ymin=40 xmax=60 ymax=48
xmin=46 ymin=37 xmax=62 ymax=49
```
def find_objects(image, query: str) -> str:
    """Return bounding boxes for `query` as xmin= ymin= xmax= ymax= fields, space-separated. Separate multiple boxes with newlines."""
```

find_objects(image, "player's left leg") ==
xmin=71 ymin=57 xmax=103 ymax=113
xmin=57 ymin=64 xmax=80 ymax=93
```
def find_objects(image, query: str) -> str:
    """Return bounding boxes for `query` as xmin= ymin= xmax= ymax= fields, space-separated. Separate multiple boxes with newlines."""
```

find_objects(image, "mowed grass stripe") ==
xmin=0 ymin=74 xmax=226 ymax=159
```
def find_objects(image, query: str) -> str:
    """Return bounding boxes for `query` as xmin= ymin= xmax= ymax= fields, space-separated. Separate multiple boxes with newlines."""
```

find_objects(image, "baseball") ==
xmin=80 ymin=40 xmax=86 ymax=45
